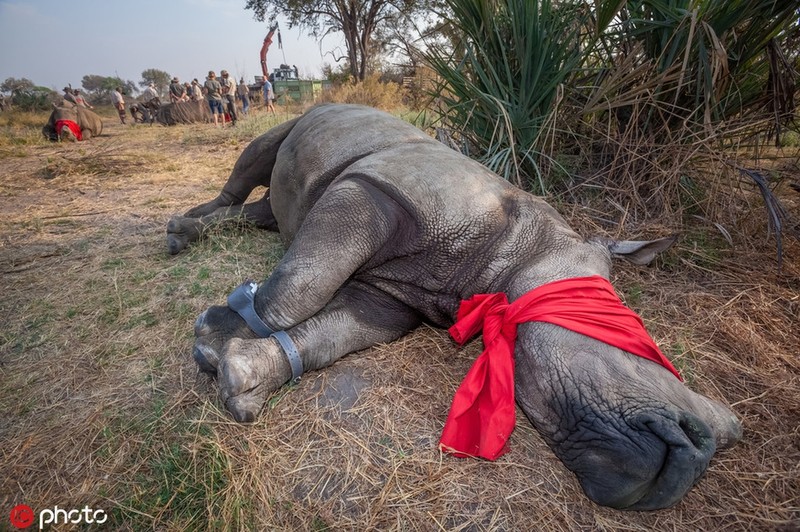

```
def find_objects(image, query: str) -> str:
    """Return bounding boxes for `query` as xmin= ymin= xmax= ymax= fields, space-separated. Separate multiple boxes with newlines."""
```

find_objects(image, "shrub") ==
xmin=319 ymin=74 xmax=409 ymax=112
xmin=10 ymin=86 xmax=60 ymax=112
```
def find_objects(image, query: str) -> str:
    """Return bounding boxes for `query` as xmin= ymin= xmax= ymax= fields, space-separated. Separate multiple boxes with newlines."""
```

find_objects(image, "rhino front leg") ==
xmin=216 ymin=281 xmax=420 ymax=422
xmin=167 ymin=192 xmax=277 ymax=254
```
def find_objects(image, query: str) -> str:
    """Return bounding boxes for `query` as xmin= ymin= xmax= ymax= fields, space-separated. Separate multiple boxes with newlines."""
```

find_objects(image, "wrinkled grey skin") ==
xmin=42 ymin=102 xmax=103 ymax=141
xmin=167 ymin=104 xmax=741 ymax=511
xmin=156 ymin=100 xmax=211 ymax=126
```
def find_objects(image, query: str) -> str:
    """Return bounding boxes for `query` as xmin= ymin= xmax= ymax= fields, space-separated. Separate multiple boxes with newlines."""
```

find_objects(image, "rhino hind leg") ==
xmin=180 ymin=115 xmax=300 ymax=220
xmin=167 ymin=192 xmax=276 ymax=254
xmin=167 ymin=115 xmax=302 ymax=253
xmin=215 ymin=281 xmax=420 ymax=422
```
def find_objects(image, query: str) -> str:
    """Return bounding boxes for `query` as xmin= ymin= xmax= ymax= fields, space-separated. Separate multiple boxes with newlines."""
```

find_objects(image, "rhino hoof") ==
xmin=226 ymin=395 xmax=260 ymax=423
xmin=194 ymin=345 xmax=219 ymax=375
xmin=166 ymin=216 xmax=200 ymax=255
xmin=167 ymin=235 xmax=184 ymax=255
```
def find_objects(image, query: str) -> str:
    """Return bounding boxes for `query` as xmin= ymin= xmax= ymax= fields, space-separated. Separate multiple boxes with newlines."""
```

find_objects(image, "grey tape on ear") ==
xmin=271 ymin=330 xmax=303 ymax=384
xmin=227 ymin=280 xmax=273 ymax=337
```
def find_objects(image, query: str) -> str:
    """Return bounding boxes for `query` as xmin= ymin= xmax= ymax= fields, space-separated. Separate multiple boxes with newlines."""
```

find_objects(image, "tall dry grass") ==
xmin=318 ymin=74 xmax=410 ymax=112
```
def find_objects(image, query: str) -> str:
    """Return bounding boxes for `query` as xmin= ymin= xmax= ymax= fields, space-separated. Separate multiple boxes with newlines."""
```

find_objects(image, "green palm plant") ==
xmin=587 ymin=0 xmax=798 ymax=132
xmin=425 ymin=0 xmax=797 ymax=253
xmin=579 ymin=0 xmax=798 ymax=262
xmin=425 ymin=0 xmax=588 ymax=193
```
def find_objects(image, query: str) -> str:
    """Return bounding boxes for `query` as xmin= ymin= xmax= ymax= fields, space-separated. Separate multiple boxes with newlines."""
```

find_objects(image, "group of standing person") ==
xmin=200 ymin=70 xmax=275 ymax=126
xmin=78 ymin=68 xmax=279 ymax=128
xmin=168 ymin=76 xmax=203 ymax=103
xmin=202 ymin=70 xmax=239 ymax=127
xmin=62 ymin=86 xmax=94 ymax=110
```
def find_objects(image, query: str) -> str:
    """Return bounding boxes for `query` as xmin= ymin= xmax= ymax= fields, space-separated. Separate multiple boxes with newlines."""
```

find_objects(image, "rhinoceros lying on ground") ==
xmin=155 ymin=99 xmax=211 ymax=126
xmin=42 ymin=102 xmax=103 ymax=141
xmin=167 ymin=104 xmax=741 ymax=510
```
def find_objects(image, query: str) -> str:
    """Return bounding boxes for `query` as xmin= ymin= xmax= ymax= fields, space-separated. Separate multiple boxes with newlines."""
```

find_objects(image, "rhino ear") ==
xmin=592 ymin=235 xmax=678 ymax=265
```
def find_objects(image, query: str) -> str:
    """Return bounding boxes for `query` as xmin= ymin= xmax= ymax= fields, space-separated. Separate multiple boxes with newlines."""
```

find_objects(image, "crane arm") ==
xmin=260 ymin=22 xmax=280 ymax=79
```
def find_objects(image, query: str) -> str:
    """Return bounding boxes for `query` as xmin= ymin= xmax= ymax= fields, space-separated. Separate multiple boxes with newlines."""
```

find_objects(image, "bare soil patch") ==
xmin=0 ymin=108 xmax=798 ymax=530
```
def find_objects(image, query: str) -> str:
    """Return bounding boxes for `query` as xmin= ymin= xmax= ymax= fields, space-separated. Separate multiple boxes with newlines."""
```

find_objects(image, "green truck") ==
xmin=249 ymin=65 xmax=330 ymax=105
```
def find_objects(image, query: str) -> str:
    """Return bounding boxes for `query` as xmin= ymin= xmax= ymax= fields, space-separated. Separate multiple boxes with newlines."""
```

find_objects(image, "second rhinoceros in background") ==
xmin=155 ymin=100 xmax=211 ymax=126
xmin=167 ymin=104 xmax=742 ymax=511
xmin=42 ymin=102 xmax=104 ymax=141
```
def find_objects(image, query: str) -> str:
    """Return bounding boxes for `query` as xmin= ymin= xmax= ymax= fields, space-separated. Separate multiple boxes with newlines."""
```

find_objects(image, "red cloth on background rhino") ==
xmin=55 ymin=119 xmax=82 ymax=141
xmin=439 ymin=275 xmax=682 ymax=461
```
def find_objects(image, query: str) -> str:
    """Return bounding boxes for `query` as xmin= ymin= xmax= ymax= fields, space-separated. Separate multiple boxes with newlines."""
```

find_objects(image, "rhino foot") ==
xmin=217 ymin=338 xmax=292 ymax=422
xmin=194 ymin=343 xmax=220 ymax=374
xmin=193 ymin=305 xmax=257 ymax=374
xmin=167 ymin=215 xmax=202 ymax=255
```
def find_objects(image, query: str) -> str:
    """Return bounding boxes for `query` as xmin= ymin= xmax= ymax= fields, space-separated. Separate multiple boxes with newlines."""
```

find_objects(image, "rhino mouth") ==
xmin=513 ymin=322 xmax=739 ymax=510
xmin=554 ymin=409 xmax=716 ymax=510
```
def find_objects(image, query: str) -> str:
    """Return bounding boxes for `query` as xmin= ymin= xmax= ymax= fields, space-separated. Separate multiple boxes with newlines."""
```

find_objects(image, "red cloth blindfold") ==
xmin=439 ymin=275 xmax=681 ymax=461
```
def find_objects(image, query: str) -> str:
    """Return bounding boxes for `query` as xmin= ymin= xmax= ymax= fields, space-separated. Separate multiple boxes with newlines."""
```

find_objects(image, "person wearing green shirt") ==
xmin=204 ymin=71 xmax=225 ymax=127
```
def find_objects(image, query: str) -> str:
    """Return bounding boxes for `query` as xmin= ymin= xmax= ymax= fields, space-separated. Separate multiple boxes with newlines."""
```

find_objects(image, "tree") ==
xmin=1 ymin=77 xmax=57 ymax=110
xmin=140 ymin=68 xmax=171 ymax=98
xmin=245 ymin=0 xmax=432 ymax=82
xmin=81 ymin=75 xmax=136 ymax=100
xmin=1 ymin=77 xmax=35 ymax=95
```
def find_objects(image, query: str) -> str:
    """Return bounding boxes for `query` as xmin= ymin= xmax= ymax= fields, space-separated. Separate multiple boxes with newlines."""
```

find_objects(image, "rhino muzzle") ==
xmin=572 ymin=411 xmax=716 ymax=510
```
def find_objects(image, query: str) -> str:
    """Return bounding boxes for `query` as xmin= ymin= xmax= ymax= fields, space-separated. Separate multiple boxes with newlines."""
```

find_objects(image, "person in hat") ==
xmin=190 ymin=78 xmax=203 ymax=101
xmin=169 ymin=76 xmax=186 ymax=103
xmin=219 ymin=69 xmax=237 ymax=125
xmin=237 ymin=77 xmax=250 ymax=116
xmin=73 ymin=89 xmax=93 ymax=109
xmin=204 ymin=71 xmax=225 ymax=127
xmin=142 ymin=82 xmax=158 ymax=101
xmin=62 ymin=86 xmax=78 ymax=105
xmin=111 ymin=86 xmax=126 ymax=124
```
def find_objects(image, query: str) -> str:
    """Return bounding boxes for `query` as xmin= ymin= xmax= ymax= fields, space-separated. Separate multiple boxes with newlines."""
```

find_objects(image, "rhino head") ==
xmin=514 ymin=311 xmax=741 ymax=509
xmin=42 ymin=103 xmax=103 ymax=141
xmin=457 ymin=235 xmax=742 ymax=510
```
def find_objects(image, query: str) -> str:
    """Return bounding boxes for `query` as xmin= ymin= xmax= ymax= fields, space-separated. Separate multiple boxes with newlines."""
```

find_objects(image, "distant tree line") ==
xmin=0 ymin=69 xmax=174 ymax=111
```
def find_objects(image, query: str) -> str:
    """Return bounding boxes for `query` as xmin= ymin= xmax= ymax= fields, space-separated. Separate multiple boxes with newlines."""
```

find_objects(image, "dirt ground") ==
xmin=0 ymin=108 xmax=798 ymax=530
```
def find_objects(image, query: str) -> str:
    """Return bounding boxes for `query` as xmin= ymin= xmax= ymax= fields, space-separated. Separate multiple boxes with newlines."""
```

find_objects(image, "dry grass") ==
xmin=0 ymin=105 xmax=798 ymax=530
xmin=318 ymin=75 xmax=410 ymax=112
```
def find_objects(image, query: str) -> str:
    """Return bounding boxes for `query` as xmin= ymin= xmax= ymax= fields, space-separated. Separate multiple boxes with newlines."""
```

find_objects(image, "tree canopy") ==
xmin=0 ymin=77 xmax=57 ymax=110
xmin=1 ymin=77 xmax=35 ymax=95
xmin=81 ymin=75 xmax=137 ymax=100
xmin=245 ymin=0 xmax=433 ymax=81
xmin=140 ymin=69 xmax=172 ymax=98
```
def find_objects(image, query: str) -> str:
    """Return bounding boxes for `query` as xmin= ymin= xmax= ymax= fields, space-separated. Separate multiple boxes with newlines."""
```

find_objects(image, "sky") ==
xmin=0 ymin=0 xmax=344 ymax=93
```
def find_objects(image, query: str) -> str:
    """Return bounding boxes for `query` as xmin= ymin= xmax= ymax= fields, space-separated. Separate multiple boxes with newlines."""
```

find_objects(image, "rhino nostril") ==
xmin=678 ymin=412 xmax=715 ymax=454
xmin=571 ymin=411 xmax=719 ymax=510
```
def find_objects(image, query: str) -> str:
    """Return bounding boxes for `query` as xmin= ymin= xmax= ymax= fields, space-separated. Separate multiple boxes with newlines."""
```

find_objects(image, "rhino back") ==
xmin=76 ymin=107 xmax=103 ymax=136
xmin=340 ymin=141 xmax=601 ymax=323
xmin=269 ymin=104 xmax=437 ymax=240
xmin=270 ymin=105 xmax=602 ymax=324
